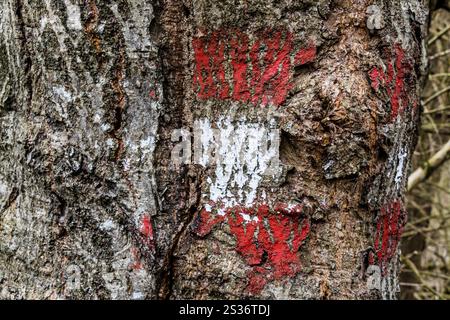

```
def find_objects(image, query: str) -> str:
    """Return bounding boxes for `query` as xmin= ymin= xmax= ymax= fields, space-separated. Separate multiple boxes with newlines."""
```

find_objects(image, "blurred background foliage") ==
xmin=401 ymin=5 xmax=450 ymax=300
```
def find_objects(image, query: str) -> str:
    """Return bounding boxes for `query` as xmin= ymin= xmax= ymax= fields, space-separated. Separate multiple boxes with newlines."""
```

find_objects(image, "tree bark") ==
xmin=0 ymin=0 xmax=430 ymax=299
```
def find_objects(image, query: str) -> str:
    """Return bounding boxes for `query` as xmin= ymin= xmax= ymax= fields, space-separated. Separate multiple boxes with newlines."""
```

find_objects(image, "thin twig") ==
xmin=428 ymin=24 xmax=450 ymax=46
xmin=429 ymin=73 xmax=450 ymax=79
xmin=424 ymin=105 xmax=450 ymax=114
xmin=429 ymin=49 xmax=450 ymax=60
xmin=402 ymin=256 xmax=446 ymax=299
xmin=407 ymin=139 xmax=450 ymax=191
xmin=423 ymin=86 xmax=450 ymax=105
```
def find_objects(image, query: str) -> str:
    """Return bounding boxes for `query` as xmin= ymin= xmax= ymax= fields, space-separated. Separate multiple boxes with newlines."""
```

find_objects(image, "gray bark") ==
xmin=0 ymin=0 xmax=430 ymax=299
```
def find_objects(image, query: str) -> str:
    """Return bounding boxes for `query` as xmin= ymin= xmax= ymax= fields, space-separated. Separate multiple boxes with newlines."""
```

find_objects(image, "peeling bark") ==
xmin=0 ymin=0 xmax=430 ymax=299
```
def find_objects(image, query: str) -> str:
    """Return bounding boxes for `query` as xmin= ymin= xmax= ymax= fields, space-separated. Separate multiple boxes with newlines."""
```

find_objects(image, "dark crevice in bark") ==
xmin=154 ymin=0 xmax=199 ymax=299
xmin=84 ymin=0 xmax=104 ymax=67
xmin=109 ymin=46 xmax=126 ymax=162
xmin=359 ymin=246 xmax=376 ymax=277
xmin=50 ymin=191 xmax=67 ymax=222
xmin=0 ymin=187 xmax=19 ymax=218
xmin=157 ymin=174 xmax=202 ymax=299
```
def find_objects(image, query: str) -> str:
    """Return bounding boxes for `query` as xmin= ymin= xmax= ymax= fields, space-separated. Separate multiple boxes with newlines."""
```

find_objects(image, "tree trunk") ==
xmin=0 ymin=0 xmax=430 ymax=299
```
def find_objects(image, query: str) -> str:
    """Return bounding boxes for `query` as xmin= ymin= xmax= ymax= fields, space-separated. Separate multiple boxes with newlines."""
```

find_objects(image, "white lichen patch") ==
xmin=132 ymin=291 xmax=145 ymax=300
xmin=395 ymin=147 xmax=408 ymax=191
xmin=0 ymin=179 xmax=8 ymax=204
xmin=63 ymin=0 xmax=82 ymax=31
xmin=139 ymin=135 xmax=156 ymax=160
xmin=110 ymin=2 xmax=155 ymax=59
xmin=366 ymin=5 xmax=384 ymax=31
xmin=53 ymin=86 xmax=73 ymax=103
xmin=50 ymin=131 xmax=69 ymax=149
xmin=99 ymin=219 xmax=116 ymax=232
xmin=124 ymin=133 xmax=157 ymax=166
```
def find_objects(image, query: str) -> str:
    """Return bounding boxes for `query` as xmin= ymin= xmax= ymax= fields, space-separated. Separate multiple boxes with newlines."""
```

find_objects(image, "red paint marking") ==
xmin=193 ymin=202 xmax=310 ymax=293
xmin=228 ymin=208 xmax=263 ymax=266
xmin=193 ymin=36 xmax=216 ymax=99
xmin=195 ymin=207 xmax=224 ymax=237
xmin=260 ymin=31 xmax=293 ymax=106
xmin=211 ymin=32 xmax=230 ymax=99
xmin=230 ymin=31 xmax=251 ymax=103
xmin=294 ymin=44 xmax=317 ymax=66
xmin=373 ymin=200 xmax=406 ymax=275
xmin=192 ymin=29 xmax=316 ymax=107
xmin=140 ymin=215 xmax=155 ymax=249
xmin=369 ymin=68 xmax=383 ymax=91
xmin=369 ymin=44 xmax=414 ymax=120
xmin=131 ymin=215 xmax=155 ymax=269
xmin=247 ymin=269 xmax=268 ymax=294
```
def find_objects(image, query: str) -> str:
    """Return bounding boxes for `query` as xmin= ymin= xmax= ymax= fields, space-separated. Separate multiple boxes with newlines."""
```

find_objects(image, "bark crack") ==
xmin=154 ymin=0 xmax=195 ymax=299
xmin=157 ymin=170 xmax=202 ymax=299
xmin=0 ymin=187 xmax=19 ymax=218
xmin=109 ymin=45 xmax=126 ymax=162
xmin=84 ymin=0 xmax=103 ymax=64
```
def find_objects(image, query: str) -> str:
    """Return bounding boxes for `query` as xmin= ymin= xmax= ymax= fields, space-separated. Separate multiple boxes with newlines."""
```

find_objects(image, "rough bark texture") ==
xmin=0 ymin=0 xmax=430 ymax=299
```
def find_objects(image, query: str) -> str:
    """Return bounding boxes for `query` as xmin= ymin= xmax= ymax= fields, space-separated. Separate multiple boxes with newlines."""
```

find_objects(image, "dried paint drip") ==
xmin=139 ymin=215 xmax=155 ymax=250
xmin=129 ymin=215 xmax=154 ymax=271
xmin=193 ymin=202 xmax=310 ymax=293
xmin=192 ymin=29 xmax=316 ymax=107
xmin=369 ymin=44 xmax=416 ymax=120
xmin=130 ymin=247 xmax=143 ymax=270
xmin=369 ymin=200 xmax=406 ymax=275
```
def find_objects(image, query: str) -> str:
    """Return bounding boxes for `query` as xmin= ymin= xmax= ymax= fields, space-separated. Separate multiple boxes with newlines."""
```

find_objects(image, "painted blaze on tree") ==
xmin=369 ymin=44 xmax=418 ymax=120
xmin=192 ymin=29 xmax=316 ymax=106
xmin=370 ymin=200 xmax=407 ymax=275
xmin=190 ymin=28 xmax=317 ymax=293
xmin=194 ymin=203 xmax=310 ymax=294
xmin=190 ymin=28 xmax=416 ymax=295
